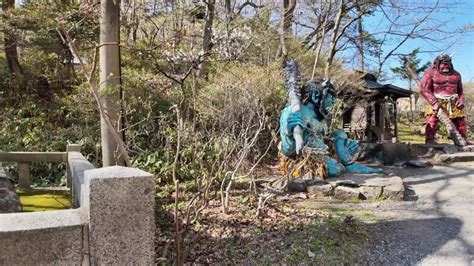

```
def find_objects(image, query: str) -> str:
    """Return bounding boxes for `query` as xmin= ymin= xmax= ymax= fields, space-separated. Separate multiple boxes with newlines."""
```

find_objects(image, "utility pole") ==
xmin=99 ymin=0 xmax=124 ymax=166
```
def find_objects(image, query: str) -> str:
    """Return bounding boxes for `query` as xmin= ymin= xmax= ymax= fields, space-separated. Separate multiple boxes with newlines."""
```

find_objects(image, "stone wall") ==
xmin=84 ymin=166 xmax=156 ymax=264
xmin=0 ymin=209 xmax=87 ymax=265
xmin=67 ymin=150 xmax=95 ymax=207
xmin=0 ymin=150 xmax=156 ymax=265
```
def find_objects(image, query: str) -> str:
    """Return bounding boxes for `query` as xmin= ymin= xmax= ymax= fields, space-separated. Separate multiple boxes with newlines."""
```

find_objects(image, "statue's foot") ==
xmin=324 ymin=157 xmax=346 ymax=177
xmin=425 ymin=139 xmax=438 ymax=145
xmin=345 ymin=163 xmax=383 ymax=174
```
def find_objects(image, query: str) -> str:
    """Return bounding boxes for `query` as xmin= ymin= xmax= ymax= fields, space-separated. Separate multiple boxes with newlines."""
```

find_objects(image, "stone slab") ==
xmin=84 ymin=166 xmax=156 ymax=265
xmin=307 ymin=184 xmax=333 ymax=196
xmin=0 ymin=208 xmax=87 ymax=232
xmin=460 ymin=145 xmax=474 ymax=152
xmin=383 ymin=182 xmax=405 ymax=200
xmin=334 ymin=186 xmax=360 ymax=200
xmin=439 ymin=152 xmax=474 ymax=163
xmin=404 ymin=159 xmax=432 ymax=168
xmin=328 ymin=174 xmax=402 ymax=188
xmin=360 ymin=186 xmax=382 ymax=200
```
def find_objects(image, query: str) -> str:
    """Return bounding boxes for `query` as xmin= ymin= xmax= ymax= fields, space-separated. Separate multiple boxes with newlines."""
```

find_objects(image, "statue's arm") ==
xmin=279 ymin=107 xmax=297 ymax=156
xmin=456 ymin=71 xmax=464 ymax=108
xmin=420 ymin=70 xmax=437 ymax=107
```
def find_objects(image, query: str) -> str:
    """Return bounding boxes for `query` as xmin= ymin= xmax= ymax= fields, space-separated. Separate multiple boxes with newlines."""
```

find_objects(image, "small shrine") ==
xmin=342 ymin=73 xmax=412 ymax=143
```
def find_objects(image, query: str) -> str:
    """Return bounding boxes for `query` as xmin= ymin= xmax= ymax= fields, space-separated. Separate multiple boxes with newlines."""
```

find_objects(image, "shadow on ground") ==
xmin=363 ymin=217 xmax=464 ymax=265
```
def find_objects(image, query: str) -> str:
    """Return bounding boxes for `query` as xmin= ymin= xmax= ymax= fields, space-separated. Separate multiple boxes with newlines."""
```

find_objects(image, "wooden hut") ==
xmin=341 ymin=73 xmax=411 ymax=143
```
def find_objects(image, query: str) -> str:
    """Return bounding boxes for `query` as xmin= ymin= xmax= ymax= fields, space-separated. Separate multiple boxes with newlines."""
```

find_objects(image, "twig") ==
xmin=57 ymin=25 xmax=131 ymax=166
xmin=174 ymin=180 xmax=181 ymax=265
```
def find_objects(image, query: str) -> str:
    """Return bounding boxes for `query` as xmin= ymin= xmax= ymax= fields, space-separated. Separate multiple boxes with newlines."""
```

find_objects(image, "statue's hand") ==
xmin=456 ymin=99 xmax=464 ymax=109
xmin=345 ymin=139 xmax=359 ymax=156
xmin=334 ymin=138 xmax=359 ymax=164
xmin=287 ymin=111 xmax=305 ymax=135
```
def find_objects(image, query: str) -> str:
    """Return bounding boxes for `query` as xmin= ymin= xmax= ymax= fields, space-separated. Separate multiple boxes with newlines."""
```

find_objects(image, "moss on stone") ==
xmin=17 ymin=189 xmax=71 ymax=212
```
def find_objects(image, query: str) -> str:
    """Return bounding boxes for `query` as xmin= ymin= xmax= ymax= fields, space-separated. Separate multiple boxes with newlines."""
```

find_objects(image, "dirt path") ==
xmin=352 ymin=162 xmax=474 ymax=265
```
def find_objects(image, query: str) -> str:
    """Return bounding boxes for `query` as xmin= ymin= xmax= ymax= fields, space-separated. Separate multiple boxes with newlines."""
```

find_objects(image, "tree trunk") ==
xmin=325 ymin=0 xmax=344 ymax=78
xmin=409 ymin=78 xmax=413 ymax=122
xmin=3 ymin=0 xmax=22 ymax=75
xmin=130 ymin=0 xmax=138 ymax=45
xmin=100 ymin=0 xmax=124 ymax=166
xmin=196 ymin=0 xmax=215 ymax=78
xmin=283 ymin=0 xmax=296 ymax=37
xmin=356 ymin=4 xmax=365 ymax=72
xmin=278 ymin=0 xmax=297 ymax=58
xmin=312 ymin=11 xmax=329 ymax=79
xmin=225 ymin=0 xmax=232 ymax=18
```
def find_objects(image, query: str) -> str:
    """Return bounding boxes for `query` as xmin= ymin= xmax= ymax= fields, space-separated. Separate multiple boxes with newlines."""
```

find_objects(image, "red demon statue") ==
xmin=420 ymin=54 xmax=468 ymax=145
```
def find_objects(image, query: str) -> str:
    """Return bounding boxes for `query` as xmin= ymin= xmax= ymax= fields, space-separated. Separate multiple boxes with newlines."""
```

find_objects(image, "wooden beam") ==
xmin=394 ymin=101 xmax=398 ymax=142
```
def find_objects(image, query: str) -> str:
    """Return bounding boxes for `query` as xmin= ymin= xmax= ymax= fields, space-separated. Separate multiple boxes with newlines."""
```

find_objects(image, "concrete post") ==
xmin=18 ymin=163 xmax=30 ymax=189
xmin=66 ymin=144 xmax=81 ymax=188
xmin=83 ymin=166 xmax=155 ymax=265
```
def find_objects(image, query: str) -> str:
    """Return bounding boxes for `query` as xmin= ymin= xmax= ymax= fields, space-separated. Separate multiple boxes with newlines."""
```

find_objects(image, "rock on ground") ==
xmin=0 ymin=167 xmax=21 ymax=213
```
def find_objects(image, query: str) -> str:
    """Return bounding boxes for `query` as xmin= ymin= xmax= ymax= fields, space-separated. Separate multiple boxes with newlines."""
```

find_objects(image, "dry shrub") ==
xmin=196 ymin=62 xmax=285 ymax=132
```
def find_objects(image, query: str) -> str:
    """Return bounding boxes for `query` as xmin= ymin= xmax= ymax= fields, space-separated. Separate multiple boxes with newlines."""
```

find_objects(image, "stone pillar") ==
xmin=66 ymin=144 xmax=81 ymax=188
xmin=18 ymin=163 xmax=30 ymax=189
xmin=83 ymin=166 xmax=155 ymax=265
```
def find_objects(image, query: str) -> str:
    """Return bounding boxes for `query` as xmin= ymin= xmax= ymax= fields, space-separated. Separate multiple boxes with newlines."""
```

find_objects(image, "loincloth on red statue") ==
xmin=424 ymin=97 xmax=465 ymax=119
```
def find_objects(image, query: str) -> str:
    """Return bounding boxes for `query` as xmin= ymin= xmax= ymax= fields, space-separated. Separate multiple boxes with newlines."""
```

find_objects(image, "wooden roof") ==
xmin=361 ymin=73 xmax=412 ymax=99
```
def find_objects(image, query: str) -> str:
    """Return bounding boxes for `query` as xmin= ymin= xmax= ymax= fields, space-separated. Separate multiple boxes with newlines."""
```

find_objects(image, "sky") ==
xmin=362 ymin=0 xmax=474 ymax=87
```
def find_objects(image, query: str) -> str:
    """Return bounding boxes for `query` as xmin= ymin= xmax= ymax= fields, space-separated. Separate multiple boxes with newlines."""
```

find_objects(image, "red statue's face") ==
xmin=439 ymin=63 xmax=451 ymax=73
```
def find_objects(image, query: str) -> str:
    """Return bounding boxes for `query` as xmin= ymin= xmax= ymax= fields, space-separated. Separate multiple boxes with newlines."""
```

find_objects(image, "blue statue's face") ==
xmin=322 ymin=93 xmax=336 ymax=113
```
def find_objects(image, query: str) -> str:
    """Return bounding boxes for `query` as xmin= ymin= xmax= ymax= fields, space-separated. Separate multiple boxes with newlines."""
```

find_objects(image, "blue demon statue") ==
xmin=279 ymin=61 xmax=382 ymax=179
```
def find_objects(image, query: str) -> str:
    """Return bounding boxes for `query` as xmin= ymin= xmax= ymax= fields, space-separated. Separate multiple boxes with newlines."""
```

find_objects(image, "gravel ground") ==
xmin=358 ymin=162 xmax=474 ymax=265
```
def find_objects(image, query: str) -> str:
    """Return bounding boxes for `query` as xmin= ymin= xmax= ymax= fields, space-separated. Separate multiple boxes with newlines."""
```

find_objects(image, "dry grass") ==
xmin=155 ymin=182 xmax=370 ymax=264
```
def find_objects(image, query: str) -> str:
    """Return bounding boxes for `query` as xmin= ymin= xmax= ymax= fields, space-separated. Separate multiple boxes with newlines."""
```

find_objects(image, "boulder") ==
xmin=358 ymin=143 xmax=416 ymax=165
xmin=0 ymin=166 xmax=21 ymax=213
xmin=0 ymin=188 xmax=21 ymax=213
xmin=288 ymin=179 xmax=307 ymax=192
xmin=328 ymin=174 xmax=397 ymax=188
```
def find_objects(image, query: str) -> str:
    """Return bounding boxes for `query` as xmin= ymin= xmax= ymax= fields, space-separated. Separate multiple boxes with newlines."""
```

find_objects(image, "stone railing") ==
xmin=0 ymin=150 xmax=67 ymax=189
xmin=0 ymin=145 xmax=156 ymax=264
